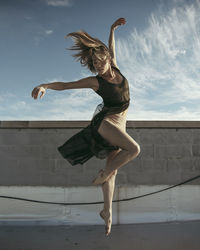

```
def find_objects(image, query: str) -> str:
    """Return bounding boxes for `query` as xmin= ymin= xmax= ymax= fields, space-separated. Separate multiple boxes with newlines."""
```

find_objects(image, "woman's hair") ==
xmin=65 ymin=30 xmax=111 ymax=73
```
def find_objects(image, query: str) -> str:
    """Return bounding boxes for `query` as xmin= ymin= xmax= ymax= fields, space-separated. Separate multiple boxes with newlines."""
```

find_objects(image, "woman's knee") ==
xmin=128 ymin=143 xmax=140 ymax=159
xmin=98 ymin=120 xmax=140 ymax=158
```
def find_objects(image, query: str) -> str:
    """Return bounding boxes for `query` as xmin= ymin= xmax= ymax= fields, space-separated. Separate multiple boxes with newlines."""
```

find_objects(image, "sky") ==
xmin=1 ymin=0 xmax=200 ymax=120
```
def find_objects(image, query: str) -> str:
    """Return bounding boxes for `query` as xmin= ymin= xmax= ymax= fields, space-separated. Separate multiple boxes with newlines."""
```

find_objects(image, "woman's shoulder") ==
xmin=89 ymin=76 xmax=100 ymax=92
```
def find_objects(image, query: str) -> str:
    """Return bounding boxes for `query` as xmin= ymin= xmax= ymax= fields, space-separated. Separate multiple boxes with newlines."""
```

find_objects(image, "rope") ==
xmin=0 ymin=174 xmax=199 ymax=206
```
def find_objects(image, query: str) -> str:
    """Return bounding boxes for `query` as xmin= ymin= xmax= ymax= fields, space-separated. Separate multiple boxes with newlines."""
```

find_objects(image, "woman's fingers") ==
xmin=117 ymin=17 xmax=126 ymax=24
xmin=31 ymin=88 xmax=37 ymax=99
xmin=33 ymin=88 xmax=40 ymax=99
xmin=112 ymin=17 xmax=126 ymax=29
xmin=31 ymin=86 xmax=45 ymax=99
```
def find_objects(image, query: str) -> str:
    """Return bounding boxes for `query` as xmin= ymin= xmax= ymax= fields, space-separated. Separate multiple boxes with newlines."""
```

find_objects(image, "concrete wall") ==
xmin=0 ymin=120 xmax=200 ymax=225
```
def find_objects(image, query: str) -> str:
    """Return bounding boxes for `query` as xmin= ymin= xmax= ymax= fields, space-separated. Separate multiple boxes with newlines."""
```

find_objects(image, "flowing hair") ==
xmin=65 ymin=30 xmax=111 ymax=73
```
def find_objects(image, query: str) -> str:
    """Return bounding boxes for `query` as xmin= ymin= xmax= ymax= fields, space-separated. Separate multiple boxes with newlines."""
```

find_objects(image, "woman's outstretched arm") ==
xmin=31 ymin=76 xmax=96 ymax=100
xmin=109 ymin=17 xmax=126 ymax=68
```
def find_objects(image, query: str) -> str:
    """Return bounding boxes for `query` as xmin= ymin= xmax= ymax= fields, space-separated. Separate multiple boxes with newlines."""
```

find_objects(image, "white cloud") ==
xmin=2 ymin=0 xmax=200 ymax=121
xmin=45 ymin=30 xmax=53 ymax=35
xmin=0 ymin=89 xmax=100 ymax=120
xmin=1 ymin=84 xmax=200 ymax=120
xmin=46 ymin=0 xmax=72 ymax=7
xmin=34 ymin=28 xmax=54 ymax=45
xmin=116 ymin=0 xmax=200 ymax=120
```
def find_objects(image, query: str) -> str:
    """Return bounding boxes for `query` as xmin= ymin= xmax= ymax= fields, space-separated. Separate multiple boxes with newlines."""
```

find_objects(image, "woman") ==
xmin=31 ymin=18 xmax=140 ymax=236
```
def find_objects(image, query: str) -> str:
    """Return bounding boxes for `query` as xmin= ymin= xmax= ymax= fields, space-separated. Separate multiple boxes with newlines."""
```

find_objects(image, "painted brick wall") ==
xmin=0 ymin=121 xmax=200 ymax=187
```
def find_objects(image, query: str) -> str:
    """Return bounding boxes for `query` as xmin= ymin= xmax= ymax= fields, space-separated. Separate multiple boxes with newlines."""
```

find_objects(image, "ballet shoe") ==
xmin=92 ymin=169 xmax=110 ymax=185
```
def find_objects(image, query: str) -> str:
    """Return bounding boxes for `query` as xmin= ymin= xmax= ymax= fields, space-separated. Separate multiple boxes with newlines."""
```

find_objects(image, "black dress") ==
xmin=57 ymin=66 xmax=130 ymax=166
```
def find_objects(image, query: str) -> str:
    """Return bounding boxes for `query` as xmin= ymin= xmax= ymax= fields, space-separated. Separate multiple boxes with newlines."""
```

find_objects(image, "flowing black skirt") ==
xmin=57 ymin=101 xmax=129 ymax=166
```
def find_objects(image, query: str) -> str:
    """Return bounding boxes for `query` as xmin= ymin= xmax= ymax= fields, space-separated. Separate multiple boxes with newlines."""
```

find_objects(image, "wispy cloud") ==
xmin=45 ymin=30 xmax=53 ymax=35
xmin=34 ymin=28 xmax=54 ymax=45
xmin=2 ymin=0 xmax=200 ymax=121
xmin=0 ymin=91 xmax=100 ymax=120
xmin=45 ymin=0 xmax=72 ymax=7
xmin=117 ymin=0 xmax=200 ymax=120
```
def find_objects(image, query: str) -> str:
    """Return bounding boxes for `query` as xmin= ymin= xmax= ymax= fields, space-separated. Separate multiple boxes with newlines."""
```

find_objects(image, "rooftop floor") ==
xmin=0 ymin=220 xmax=200 ymax=250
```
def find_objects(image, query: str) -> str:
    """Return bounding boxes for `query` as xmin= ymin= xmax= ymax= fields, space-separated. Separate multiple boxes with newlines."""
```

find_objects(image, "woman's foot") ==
xmin=99 ymin=209 xmax=112 ymax=236
xmin=92 ymin=169 xmax=111 ymax=185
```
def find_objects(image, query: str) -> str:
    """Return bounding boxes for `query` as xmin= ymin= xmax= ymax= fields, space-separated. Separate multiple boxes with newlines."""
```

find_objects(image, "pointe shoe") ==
xmin=92 ymin=169 xmax=110 ymax=185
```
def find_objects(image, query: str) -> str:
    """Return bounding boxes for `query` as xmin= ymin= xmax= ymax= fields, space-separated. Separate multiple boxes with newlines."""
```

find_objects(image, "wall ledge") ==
xmin=0 ymin=120 xmax=200 ymax=128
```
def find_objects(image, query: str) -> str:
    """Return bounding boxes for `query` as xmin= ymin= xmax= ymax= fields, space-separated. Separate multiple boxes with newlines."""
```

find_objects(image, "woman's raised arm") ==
xmin=31 ymin=76 xmax=96 ymax=100
xmin=109 ymin=17 xmax=126 ymax=68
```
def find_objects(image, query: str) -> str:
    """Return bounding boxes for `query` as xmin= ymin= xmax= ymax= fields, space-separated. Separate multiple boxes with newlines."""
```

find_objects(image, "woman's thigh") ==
xmin=97 ymin=119 xmax=139 ymax=151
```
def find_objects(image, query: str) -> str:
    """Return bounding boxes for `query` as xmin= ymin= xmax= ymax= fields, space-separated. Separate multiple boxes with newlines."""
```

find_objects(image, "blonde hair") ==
xmin=65 ymin=30 xmax=111 ymax=73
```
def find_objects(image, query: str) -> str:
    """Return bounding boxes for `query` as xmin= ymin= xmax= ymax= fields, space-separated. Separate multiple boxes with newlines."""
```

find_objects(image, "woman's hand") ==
xmin=111 ymin=18 xmax=126 ymax=31
xmin=31 ymin=84 xmax=47 ymax=100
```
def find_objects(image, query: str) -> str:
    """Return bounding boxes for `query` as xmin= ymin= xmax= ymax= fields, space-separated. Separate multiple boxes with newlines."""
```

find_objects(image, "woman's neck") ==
xmin=101 ymin=66 xmax=115 ymax=80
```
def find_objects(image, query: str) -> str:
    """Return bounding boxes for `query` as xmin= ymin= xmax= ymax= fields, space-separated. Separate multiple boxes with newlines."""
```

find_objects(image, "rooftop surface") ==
xmin=0 ymin=220 xmax=200 ymax=250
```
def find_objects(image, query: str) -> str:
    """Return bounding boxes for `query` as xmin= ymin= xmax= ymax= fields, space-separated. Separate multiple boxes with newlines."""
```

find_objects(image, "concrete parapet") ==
xmin=0 ymin=120 xmax=199 ymax=225
xmin=0 ymin=121 xmax=199 ymax=187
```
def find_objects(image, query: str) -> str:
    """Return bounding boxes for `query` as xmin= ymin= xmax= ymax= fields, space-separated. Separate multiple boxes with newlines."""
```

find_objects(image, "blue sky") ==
xmin=1 ymin=0 xmax=200 ymax=120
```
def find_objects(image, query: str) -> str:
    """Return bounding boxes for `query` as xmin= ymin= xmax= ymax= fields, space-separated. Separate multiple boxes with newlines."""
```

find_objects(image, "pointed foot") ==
xmin=99 ymin=209 xmax=112 ymax=236
xmin=92 ymin=169 xmax=111 ymax=185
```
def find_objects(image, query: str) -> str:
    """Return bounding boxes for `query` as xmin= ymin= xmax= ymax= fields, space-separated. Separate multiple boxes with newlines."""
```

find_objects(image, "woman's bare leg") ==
xmin=100 ymin=172 xmax=117 ymax=236
xmin=100 ymin=149 xmax=120 ymax=236
xmin=96 ymin=119 xmax=140 ymax=234
xmin=93 ymin=120 xmax=140 ymax=184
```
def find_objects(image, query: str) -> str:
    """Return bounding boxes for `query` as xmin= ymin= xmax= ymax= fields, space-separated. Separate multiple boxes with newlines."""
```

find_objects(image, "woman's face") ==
xmin=92 ymin=54 xmax=110 ymax=75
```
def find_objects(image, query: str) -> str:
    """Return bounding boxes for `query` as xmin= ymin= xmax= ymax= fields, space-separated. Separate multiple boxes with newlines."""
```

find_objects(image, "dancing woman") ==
xmin=31 ymin=18 xmax=140 ymax=236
